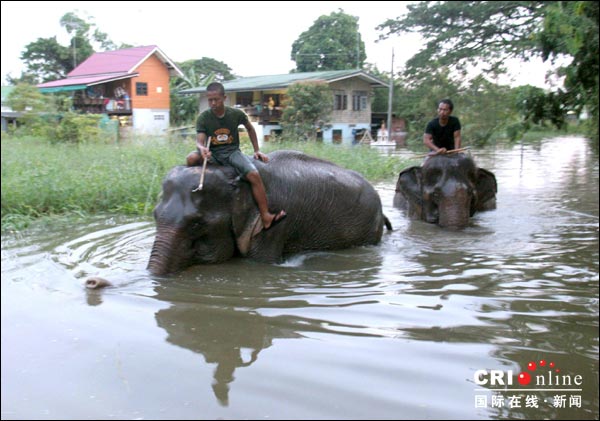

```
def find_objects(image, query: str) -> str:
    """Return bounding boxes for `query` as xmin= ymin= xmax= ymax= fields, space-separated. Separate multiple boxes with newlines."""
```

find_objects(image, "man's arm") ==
xmin=243 ymin=120 xmax=269 ymax=162
xmin=196 ymin=132 xmax=210 ymax=159
xmin=424 ymin=133 xmax=446 ymax=154
xmin=454 ymin=129 xmax=462 ymax=150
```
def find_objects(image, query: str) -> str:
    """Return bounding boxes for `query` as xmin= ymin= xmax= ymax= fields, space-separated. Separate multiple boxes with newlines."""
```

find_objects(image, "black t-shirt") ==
xmin=196 ymin=107 xmax=249 ymax=159
xmin=425 ymin=116 xmax=461 ymax=150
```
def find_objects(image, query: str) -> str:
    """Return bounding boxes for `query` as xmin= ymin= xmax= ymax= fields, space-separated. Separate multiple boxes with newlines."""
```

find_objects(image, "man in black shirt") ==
xmin=423 ymin=99 xmax=462 ymax=154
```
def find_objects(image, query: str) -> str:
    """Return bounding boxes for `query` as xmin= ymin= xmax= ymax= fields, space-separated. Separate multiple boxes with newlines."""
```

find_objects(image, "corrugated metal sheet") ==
xmin=179 ymin=70 xmax=387 ymax=94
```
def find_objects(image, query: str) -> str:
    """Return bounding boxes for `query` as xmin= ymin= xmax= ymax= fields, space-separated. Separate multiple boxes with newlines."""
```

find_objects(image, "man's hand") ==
xmin=254 ymin=151 xmax=269 ymax=162
xmin=434 ymin=147 xmax=447 ymax=155
xmin=199 ymin=145 xmax=211 ymax=160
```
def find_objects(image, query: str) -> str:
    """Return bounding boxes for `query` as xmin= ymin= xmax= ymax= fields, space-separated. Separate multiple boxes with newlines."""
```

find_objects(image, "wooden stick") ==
xmin=192 ymin=140 xmax=211 ymax=192
xmin=414 ymin=146 xmax=470 ymax=159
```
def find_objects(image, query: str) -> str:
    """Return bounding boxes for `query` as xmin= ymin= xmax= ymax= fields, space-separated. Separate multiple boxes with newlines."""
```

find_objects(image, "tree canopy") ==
xmin=9 ymin=11 xmax=122 ymax=84
xmin=281 ymin=81 xmax=333 ymax=140
xmin=170 ymin=58 xmax=235 ymax=126
xmin=291 ymin=10 xmax=366 ymax=72
xmin=377 ymin=1 xmax=599 ymax=139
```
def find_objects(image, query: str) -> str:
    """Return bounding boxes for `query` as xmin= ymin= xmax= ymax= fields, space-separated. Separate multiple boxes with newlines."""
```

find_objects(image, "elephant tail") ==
xmin=383 ymin=215 xmax=393 ymax=231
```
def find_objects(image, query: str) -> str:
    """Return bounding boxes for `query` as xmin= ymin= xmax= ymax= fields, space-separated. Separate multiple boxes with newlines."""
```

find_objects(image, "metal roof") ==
xmin=38 ymin=72 xmax=138 ymax=91
xmin=179 ymin=69 xmax=388 ymax=94
xmin=37 ymin=45 xmax=183 ymax=90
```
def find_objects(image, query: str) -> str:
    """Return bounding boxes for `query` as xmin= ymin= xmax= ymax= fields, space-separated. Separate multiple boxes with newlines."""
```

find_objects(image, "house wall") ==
xmin=195 ymin=77 xmax=376 ymax=144
xmin=129 ymin=54 xmax=171 ymax=133
xmin=131 ymin=54 xmax=170 ymax=109
xmin=329 ymin=79 xmax=372 ymax=125
xmin=133 ymin=108 xmax=170 ymax=133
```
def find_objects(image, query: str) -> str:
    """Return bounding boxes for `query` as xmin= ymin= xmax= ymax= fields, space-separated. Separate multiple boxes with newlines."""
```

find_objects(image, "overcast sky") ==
xmin=1 ymin=1 xmax=560 ymax=88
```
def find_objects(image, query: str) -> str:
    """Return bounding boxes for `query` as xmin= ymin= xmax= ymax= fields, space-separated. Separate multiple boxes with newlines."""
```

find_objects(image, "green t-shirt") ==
xmin=196 ymin=107 xmax=249 ymax=158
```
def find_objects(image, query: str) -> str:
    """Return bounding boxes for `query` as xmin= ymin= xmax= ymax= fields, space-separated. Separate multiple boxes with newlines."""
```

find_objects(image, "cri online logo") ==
xmin=474 ymin=360 xmax=583 ymax=387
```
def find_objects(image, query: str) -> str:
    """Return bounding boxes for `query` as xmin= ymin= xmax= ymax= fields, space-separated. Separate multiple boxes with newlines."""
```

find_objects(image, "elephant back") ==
xmin=255 ymin=150 xmax=385 ymax=252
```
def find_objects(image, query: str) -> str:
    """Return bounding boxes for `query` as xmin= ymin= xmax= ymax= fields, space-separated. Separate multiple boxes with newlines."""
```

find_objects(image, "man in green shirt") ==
xmin=186 ymin=82 xmax=286 ymax=231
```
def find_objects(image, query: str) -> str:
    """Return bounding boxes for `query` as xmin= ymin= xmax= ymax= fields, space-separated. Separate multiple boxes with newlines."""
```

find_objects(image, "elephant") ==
xmin=393 ymin=153 xmax=497 ymax=228
xmin=148 ymin=150 xmax=392 ymax=275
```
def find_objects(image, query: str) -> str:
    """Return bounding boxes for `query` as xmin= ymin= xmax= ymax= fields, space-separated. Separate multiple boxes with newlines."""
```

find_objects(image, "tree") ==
xmin=377 ymin=1 xmax=599 ymax=139
xmin=378 ymin=2 xmax=545 ymax=78
xmin=178 ymin=58 xmax=236 ymax=82
xmin=15 ymin=11 xmax=119 ymax=84
xmin=291 ymin=10 xmax=366 ymax=72
xmin=170 ymin=58 xmax=236 ymax=126
xmin=539 ymin=1 xmax=598 ymax=138
xmin=281 ymin=81 xmax=333 ymax=140
xmin=6 ymin=84 xmax=53 ymax=113
xmin=18 ymin=37 xmax=72 ymax=83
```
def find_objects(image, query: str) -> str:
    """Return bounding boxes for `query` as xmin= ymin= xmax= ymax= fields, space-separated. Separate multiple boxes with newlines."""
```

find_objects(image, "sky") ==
xmin=1 ymin=1 xmax=561 ymax=88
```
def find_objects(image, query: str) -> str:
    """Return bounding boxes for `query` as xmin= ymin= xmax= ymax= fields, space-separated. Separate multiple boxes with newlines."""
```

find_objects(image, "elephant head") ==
xmin=148 ymin=150 xmax=389 ymax=275
xmin=394 ymin=154 xmax=497 ymax=228
xmin=148 ymin=165 xmax=246 ymax=275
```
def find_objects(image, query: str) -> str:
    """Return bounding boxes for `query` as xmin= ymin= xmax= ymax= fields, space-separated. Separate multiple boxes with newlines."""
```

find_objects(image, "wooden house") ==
xmin=37 ymin=45 xmax=183 ymax=134
xmin=180 ymin=70 xmax=388 ymax=143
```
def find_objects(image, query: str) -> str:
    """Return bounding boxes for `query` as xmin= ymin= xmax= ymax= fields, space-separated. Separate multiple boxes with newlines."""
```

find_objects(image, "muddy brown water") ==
xmin=2 ymin=136 xmax=598 ymax=419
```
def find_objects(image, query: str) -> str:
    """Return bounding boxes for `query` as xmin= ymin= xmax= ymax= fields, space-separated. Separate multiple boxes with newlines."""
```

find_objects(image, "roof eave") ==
xmin=130 ymin=46 xmax=185 ymax=78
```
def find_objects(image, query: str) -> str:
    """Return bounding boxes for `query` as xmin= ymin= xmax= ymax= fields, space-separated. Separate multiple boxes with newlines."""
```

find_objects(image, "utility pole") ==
xmin=356 ymin=32 xmax=360 ymax=69
xmin=386 ymin=48 xmax=394 ymax=141
xmin=65 ymin=20 xmax=81 ymax=69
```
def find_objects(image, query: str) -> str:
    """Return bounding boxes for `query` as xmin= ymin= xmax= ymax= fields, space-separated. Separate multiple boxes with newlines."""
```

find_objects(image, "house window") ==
xmin=237 ymin=92 xmax=253 ymax=106
xmin=136 ymin=82 xmax=148 ymax=96
xmin=352 ymin=91 xmax=368 ymax=111
xmin=332 ymin=129 xmax=343 ymax=144
xmin=334 ymin=91 xmax=347 ymax=111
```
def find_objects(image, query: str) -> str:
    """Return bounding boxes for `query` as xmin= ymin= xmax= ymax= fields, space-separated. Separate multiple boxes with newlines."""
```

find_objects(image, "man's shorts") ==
xmin=191 ymin=149 xmax=257 ymax=179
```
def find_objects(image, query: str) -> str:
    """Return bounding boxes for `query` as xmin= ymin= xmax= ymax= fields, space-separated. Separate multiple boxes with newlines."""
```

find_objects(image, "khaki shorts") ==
xmin=191 ymin=149 xmax=257 ymax=179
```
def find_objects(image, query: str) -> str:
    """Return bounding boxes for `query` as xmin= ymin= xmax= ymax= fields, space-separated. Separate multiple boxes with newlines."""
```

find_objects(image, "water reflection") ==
xmin=150 ymin=249 xmax=385 ymax=407
xmin=153 ymin=279 xmax=302 ymax=406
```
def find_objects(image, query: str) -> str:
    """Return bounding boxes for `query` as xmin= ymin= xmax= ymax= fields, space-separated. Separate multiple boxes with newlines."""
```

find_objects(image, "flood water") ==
xmin=1 ymin=136 xmax=598 ymax=420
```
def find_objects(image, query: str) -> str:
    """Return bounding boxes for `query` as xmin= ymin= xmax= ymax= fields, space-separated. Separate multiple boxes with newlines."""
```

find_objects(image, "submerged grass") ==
xmin=1 ymin=135 xmax=413 ymax=231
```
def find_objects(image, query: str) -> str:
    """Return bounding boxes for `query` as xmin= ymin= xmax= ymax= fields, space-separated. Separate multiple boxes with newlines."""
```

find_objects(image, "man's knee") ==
xmin=186 ymin=151 xmax=202 ymax=166
xmin=245 ymin=170 xmax=261 ymax=183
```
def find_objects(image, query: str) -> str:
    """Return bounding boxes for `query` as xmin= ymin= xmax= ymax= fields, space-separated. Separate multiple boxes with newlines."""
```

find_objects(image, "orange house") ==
xmin=38 ymin=45 xmax=183 ymax=134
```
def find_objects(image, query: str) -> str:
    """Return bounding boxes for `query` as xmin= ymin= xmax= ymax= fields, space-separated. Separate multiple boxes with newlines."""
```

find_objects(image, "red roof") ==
xmin=38 ymin=72 xmax=135 ymax=88
xmin=38 ymin=45 xmax=183 ymax=89
xmin=68 ymin=45 xmax=158 ymax=76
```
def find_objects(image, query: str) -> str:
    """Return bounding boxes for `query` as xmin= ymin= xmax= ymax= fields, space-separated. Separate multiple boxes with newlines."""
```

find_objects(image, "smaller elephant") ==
xmin=394 ymin=154 xmax=497 ymax=228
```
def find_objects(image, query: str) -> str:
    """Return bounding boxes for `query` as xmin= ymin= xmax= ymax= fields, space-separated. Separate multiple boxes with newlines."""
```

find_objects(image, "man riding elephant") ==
xmin=149 ymin=150 xmax=392 ymax=275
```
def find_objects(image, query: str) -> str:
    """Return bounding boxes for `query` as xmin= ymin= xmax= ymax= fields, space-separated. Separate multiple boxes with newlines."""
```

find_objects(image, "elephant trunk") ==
xmin=148 ymin=224 xmax=191 ymax=275
xmin=438 ymin=187 xmax=472 ymax=228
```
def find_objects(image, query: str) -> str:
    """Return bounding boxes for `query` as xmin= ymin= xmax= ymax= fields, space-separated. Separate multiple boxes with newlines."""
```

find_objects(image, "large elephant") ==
xmin=393 ymin=154 xmax=497 ymax=228
xmin=148 ymin=150 xmax=391 ymax=275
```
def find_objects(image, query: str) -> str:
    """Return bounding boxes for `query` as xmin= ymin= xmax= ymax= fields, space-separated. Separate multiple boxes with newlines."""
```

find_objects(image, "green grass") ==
xmin=259 ymin=139 xmax=413 ymax=181
xmin=1 ymin=135 xmax=413 ymax=231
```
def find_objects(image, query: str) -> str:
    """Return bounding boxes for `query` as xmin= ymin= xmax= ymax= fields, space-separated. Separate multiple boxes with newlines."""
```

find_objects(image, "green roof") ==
xmin=39 ymin=85 xmax=87 ymax=93
xmin=179 ymin=70 xmax=388 ymax=95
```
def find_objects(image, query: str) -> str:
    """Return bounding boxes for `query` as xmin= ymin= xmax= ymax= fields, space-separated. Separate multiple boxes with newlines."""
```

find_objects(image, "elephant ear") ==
xmin=475 ymin=168 xmax=498 ymax=211
xmin=230 ymin=181 xmax=261 ymax=256
xmin=396 ymin=166 xmax=423 ymax=208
